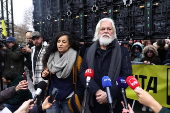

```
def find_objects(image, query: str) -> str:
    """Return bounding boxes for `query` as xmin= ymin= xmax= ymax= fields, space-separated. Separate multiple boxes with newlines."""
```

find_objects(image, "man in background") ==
xmin=0 ymin=37 xmax=24 ymax=75
xmin=2 ymin=71 xmax=32 ymax=112
xmin=31 ymin=31 xmax=48 ymax=105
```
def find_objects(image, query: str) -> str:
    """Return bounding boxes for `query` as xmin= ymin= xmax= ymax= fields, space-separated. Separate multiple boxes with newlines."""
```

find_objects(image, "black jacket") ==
xmin=78 ymin=41 xmax=132 ymax=113
xmin=0 ymin=44 xmax=24 ymax=75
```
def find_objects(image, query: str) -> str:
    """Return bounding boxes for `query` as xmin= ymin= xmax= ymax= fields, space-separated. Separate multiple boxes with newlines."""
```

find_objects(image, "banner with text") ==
xmin=126 ymin=64 xmax=170 ymax=108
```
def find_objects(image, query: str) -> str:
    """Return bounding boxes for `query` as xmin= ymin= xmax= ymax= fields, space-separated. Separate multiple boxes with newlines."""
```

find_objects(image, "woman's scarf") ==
xmin=47 ymin=48 xmax=77 ymax=79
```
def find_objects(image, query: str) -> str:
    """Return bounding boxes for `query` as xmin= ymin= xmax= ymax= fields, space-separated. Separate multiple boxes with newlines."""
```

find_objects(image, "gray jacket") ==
xmin=0 ymin=86 xmax=17 ymax=110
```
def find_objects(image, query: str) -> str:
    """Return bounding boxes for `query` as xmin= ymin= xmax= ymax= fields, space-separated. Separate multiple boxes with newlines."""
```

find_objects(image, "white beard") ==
xmin=99 ymin=33 xmax=114 ymax=46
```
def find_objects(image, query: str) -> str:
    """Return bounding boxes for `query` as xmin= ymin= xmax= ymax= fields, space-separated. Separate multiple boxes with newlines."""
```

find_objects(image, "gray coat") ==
xmin=0 ymin=86 xmax=17 ymax=110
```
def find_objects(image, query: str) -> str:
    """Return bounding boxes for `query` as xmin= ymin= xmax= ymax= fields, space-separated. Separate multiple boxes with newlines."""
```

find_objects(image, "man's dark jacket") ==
xmin=78 ymin=40 xmax=132 ymax=113
xmin=0 ymin=44 xmax=24 ymax=75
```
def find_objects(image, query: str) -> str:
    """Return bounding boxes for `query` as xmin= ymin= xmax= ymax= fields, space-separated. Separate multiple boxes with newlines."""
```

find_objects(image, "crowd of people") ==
xmin=0 ymin=17 xmax=169 ymax=113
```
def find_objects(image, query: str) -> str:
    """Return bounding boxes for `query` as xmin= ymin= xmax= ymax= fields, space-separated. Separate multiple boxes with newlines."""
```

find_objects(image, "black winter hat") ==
xmin=157 ymin=39 xmax=165 ymax=47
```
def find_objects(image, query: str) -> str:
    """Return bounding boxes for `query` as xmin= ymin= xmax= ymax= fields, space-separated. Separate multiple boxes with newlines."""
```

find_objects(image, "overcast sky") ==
xmin=13 ymin=0 xmax=33 ymax=25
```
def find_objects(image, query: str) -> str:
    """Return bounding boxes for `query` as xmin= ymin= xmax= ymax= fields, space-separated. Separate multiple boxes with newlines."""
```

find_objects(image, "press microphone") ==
xmin=84 ymin=68 xmax=94 ymax=87
xmin=126 ymin=76 xmax=140 ymax=90
xmin=102 ymin=76 xmax=113 ymax=105
xmin=116 ymin=77 xmax=128 ymax=109
xmin=31 ymin=81 xmax=47 ymax=104
xmin=82 ymin=68 xmax=94 ymax=113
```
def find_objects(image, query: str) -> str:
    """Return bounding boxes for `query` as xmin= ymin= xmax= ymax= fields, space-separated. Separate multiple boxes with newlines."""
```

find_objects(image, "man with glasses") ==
xmin=79 ymin=18 xmax=132 ymax=113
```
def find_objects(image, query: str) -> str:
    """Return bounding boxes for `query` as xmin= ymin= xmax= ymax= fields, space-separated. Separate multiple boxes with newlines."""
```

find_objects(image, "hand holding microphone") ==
xmin=126 ymin=76 xmax=163 ymax=113
xmin=31 ymin=81 xmax=47 ymax=104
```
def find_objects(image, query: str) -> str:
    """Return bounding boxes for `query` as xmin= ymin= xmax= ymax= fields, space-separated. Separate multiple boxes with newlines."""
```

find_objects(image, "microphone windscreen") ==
xmin=102 ymin=76 xmax=112 ymax=88
xmin=116 ymin=77 xmax=128 ymax=89
xmin=85 ymin=68 xmax=94 ymax=79
xmin=37 ymin=81 xmax=47 ymax=90
xmin=126 ymin=76 xmax=140 ymax=90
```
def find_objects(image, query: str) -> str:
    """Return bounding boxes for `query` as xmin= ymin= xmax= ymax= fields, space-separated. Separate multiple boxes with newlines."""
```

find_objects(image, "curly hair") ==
xmin=43 ymin=31 xmax=79 ymax=67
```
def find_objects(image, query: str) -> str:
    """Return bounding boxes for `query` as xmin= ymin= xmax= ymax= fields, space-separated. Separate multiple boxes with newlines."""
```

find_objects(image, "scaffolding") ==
xmin=0 ymin=0 xmax=14 ymax=37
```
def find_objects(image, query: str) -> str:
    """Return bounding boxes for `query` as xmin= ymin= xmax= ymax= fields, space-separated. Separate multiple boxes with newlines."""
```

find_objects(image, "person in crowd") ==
xmin=121 ymin=87 xmax=169 ymax=113
xmin=140 ymin=45 xmax=160 ymax=112
xmin=78 ymin=18 xmax=132 ymax=113
xmin=42 ymin=31 xmax=84 ymax=113
xmin=2 ymin=71 xmax=32 ymax=112
xmin=153 ymin=39 xmax=168 ymax=63
xmin=22 ymin=31 xmax=34 ymax=80
xmin=121 ymin=41 xmax=130 ymax=53
xmin=130 ymin=42 xmax=143 ymax=62
xmin=143 ymin=40 xmax=152 ymax=47
xmin=0 ymin=37 xmax=24 ymax=75
xmin=31 ymin=31 xmax=48 ymax=105
xmin=140 ymin=45 xmax=161 ymax=65
xmin=0 ymin=80 xmax=28 ymax=110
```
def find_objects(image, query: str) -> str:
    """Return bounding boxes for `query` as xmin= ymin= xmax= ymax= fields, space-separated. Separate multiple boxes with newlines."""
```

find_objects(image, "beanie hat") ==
xmin=157 ymin=39 xmax=165 ymax=47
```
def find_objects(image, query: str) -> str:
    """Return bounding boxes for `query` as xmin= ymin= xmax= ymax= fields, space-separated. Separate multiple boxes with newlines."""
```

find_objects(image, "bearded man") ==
xmin=78 ymin=18 xmax=132 ymax=113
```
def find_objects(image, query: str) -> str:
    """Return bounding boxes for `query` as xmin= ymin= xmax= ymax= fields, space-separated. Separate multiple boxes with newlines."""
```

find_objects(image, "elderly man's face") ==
xmin=99 ymin=21 xmax=113 ymax=38
xmin=98 ymin=21 xmax=114 ymax=46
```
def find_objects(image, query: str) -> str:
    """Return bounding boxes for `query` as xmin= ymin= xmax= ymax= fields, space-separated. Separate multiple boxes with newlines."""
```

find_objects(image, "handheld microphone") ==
xmin=84 ymin=68 xmax=94 ymax=87
xmin=31 ymin=81 xmax=47 ymax=104
xmin=102 ymin=76 xmax=112 ymax=105
xmin=126 ymin=76 xmax=140 ymax=90
xmin=116 ymin=77 xmax=128 ymax=109
xmin=82 ymin=68 xmax=94 ymax=113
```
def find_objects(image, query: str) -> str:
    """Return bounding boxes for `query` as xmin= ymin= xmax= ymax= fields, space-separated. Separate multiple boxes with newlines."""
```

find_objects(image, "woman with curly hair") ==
xmin=42 ymin=31 xmax=84 ymax=113
xmin=140 ymin=45 xmax=161 ymax=65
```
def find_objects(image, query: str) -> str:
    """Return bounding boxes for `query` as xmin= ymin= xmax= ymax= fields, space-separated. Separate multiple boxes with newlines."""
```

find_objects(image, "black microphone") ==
xmin=116 ymin=77 xmax=129 ymax=109
xmin=31 ymin=81 xmax=47 ymax=104
xmin=102 ymin=76 xmax=113 ymax=113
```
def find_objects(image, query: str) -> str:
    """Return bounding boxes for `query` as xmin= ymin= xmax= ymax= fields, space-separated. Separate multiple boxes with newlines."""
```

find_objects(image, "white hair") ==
xmin=93 ymin=18 xmax=117 ymax=42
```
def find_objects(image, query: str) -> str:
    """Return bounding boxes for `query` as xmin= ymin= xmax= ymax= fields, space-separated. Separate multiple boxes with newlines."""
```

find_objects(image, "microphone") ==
xmin=102 ymin=76 xmax=113 ymax=106
xmin=116 ymin=77 xmax=128 ymax=109
xmin=126 ymin=76 xmax=140 ymax=90
xmin=31 ymin=81 xmax=47 ymax=104
xmin=84 ymin=68 xmax=94 ymax=87
xmin=82 ymin=68 xmax=94 ymax=113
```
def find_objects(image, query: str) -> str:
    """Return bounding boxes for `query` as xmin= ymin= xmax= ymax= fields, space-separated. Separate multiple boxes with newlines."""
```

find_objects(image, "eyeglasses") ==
xmin=100 ymin=27 xmax=113 ymax=32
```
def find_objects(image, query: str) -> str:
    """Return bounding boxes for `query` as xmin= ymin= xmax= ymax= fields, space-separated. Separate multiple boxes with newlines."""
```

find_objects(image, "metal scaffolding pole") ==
xmin=0 ymin=0 xmax=14 ymax=37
